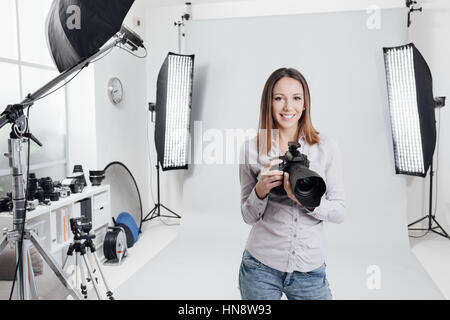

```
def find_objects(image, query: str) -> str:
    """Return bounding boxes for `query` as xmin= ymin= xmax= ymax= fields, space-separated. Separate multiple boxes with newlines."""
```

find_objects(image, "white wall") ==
xmin=66 ymin=0 xmax=152 ymax=217
xmin=408 ymin=0 xmax=450 ymax=230
xmin=66 ymin=66 xmax=97 ymax=174
xmin=93 ymin=1 xmax=151 ymax=215
xmin=189 ymin=0 xmax=404 ymax=20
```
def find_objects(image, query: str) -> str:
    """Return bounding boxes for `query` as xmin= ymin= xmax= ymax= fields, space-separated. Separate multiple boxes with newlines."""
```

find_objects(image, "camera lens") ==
xmin=39 ymin=177 xmax=55 ymax=195
xmin=295 ymin=178 xmax=315 ymax=196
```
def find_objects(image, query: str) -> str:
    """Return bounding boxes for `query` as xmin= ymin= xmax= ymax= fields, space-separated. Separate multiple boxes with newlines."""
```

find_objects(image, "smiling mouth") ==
xmin=281 ymin=114 xmax=295 ymax=119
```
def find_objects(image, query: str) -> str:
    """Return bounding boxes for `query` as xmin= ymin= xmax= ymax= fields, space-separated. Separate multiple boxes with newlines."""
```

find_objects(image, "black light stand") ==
xmin=142 ymin=163 xmax=181 ymax=222
xmin=408 ymin=97 xmax=449 ymax=239
xmin=142 ymin=103 xmax=181 ymax=223
xmin=408 ymin=162 xmax=449 ymax=239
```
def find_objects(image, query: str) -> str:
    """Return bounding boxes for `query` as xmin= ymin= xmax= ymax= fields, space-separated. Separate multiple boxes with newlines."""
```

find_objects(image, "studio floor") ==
xmin=115 ymin=212 xmax=447 ymax=300
xmin=2 ymin=213 xmax=448 ymax=300
xmin=410 ymin=231 xmax=450 ymax=299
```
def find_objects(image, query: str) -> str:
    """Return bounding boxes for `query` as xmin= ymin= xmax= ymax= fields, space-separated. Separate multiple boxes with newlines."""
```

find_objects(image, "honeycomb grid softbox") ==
xmin=383 ymin=43 xmax=436 ymax=177
xmin=154 ymin=52 xmax=195 ymax=171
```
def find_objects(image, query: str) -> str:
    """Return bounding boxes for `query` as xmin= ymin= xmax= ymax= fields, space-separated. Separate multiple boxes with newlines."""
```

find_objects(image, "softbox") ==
xmin=46 ymin=0 xmax=135 ymax=72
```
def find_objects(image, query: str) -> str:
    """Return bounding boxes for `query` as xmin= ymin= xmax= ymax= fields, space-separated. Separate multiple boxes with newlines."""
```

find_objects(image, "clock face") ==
xmin=108 ymin=78 xmax=123 ymax=104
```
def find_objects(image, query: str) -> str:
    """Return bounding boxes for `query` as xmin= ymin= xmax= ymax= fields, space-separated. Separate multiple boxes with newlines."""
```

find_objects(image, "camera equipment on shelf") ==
xmin=89 ymin=170 xmax=105 ymax=186
xmin=103 ymin=226 xmax=128 ymax=265
xmin=0 ymin=196 xmax=13 ymax=212
xmin=55 ymin=186 xmax=71 ymax=198
xmin=39 ymin=177 xmax=60 ymax=201
xmin=270 ymin=142 xmax=326 ymax=208
xmin=62 ymin=165 xmax=87 ymax=194
xmin=62 ymin=217 xmax=114 ymax=300
xmin=26 ymin=173 xmax=72 ymax=205
xmin=27 ymin=173 xmax=44 ymax=202
xmin=26 ymin=200 xmax=38 ymax=212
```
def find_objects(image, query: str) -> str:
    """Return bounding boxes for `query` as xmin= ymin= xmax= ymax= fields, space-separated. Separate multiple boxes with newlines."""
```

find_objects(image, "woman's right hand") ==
xmin=255 ymin=159 xmax=284 ymax=199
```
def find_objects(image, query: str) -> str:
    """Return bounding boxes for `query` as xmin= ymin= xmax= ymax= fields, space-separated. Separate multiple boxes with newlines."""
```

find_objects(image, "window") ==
xmin=0 ymin=0 xmax=67 ymax=195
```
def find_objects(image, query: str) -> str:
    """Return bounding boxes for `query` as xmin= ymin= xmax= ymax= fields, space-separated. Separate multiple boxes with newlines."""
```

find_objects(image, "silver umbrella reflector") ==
xmin=103 ymin=162 xmax=143 ymax=232
xmin=46 ymin=0 xmax=135 ymax=72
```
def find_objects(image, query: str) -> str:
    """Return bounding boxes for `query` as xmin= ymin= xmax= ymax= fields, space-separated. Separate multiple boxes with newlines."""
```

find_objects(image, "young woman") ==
xmin=238 ymin=67 xmax=345 ymax=300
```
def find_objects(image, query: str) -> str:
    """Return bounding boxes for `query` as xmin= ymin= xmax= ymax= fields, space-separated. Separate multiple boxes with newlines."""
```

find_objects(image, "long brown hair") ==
xmin=257 ymin=68 xmax=320 ymax=155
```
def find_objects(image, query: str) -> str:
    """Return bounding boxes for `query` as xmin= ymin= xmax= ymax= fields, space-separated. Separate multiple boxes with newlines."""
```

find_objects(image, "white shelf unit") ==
xmin=0 ymin=185 xmax=111 ymax=265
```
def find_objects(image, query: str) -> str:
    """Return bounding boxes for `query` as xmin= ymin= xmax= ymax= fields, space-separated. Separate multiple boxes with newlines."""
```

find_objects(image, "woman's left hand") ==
xmin=284 ymin=173 xmax=301 ymax=205
xmin=284 ymin=173 xmax=314 ymax=211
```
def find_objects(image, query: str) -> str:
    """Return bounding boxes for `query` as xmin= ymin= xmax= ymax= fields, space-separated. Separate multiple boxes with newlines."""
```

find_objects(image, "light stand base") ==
xmin=409 ymin=215 xmax=450 ymax=239
xmin=408 ymin=162 xmax=450 ymax=240
xmin=143 ymin=203 xmax=181 ymax=222
xmin=141 ymin=164 xmax=181 ymax=223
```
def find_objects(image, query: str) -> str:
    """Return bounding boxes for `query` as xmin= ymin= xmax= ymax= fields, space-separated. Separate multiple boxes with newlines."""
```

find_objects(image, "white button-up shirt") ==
xmin=239 ymin=133 xmax=345 ymax=273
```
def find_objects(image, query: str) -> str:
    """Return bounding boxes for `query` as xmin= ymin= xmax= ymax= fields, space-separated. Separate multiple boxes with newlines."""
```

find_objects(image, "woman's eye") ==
xmin=294 ymin=97 xmax=302 ymax=101
xmin=274 ymin=97 xmax=283 ymax=101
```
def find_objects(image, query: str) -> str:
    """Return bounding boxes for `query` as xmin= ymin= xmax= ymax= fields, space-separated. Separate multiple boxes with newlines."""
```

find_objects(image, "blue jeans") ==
xmin=239 ymin=249 xmax=332 ymax=300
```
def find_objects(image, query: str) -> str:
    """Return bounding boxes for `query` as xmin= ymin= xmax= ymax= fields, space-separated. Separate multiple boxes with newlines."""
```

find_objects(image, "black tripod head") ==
xmin=0 ymin=104 xmax=43 ymax=146
xmin=70 ymin=217 xmax=95 ymax=241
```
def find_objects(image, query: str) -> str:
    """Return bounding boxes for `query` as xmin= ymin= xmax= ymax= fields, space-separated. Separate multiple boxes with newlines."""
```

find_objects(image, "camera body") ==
xmin=270 ymin=141 xmax=326 ymax=208
xmin=271 ymin=141 xmax=310 ymax=173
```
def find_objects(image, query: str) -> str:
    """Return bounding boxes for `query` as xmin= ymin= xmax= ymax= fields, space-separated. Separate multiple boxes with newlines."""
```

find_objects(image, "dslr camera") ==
xmin=270 ymin=141 xmax=326 ymax=208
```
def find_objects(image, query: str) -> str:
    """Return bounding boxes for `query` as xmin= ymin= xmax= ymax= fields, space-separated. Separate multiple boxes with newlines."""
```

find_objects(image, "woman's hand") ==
xmin=283 ymin=172 xmax=301 ymax=205
xmin=255 ymin=159 xmax=284 ymax=199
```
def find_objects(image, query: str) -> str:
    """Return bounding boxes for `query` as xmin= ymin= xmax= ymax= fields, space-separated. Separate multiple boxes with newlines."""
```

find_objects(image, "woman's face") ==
xmin=271 ymin=76 xmax=305 ymax=131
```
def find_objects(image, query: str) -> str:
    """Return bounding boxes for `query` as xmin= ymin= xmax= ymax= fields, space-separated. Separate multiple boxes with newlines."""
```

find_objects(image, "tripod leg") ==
xmin=0 ymin=234 xmax=7 ymax=254
xmin=431 ymin=216 xmax=450 ymax=238
xmin=87 ymin=251 xmax=98 ymax=284
xmin=161 ymin=204 xmax=181 ymax=218
xmin=62 ymin=254 xmax=71 ymax=271
xmin=143 ymin=205 xmax=158 ymax=222
xmin=78 ymin=254 xmax=88 ymax=299
xmin=29 ymin=232 xmax=82 ymax=300
xmin=21 ymin=241 xmax=31 ymax=300
xmin=82 ymin=254 xmax=102 ymax=300
xmin=408 ymin=215 xmax=428 ymax=228
xmin=75 ymin=253 xmax=79 ymax=290
xmin=24 ymin=242 xmax=38 ymax=300
xmin=91 ymin=251 xmax=114 ymax=300
xmin=16 ymin=238 xmax=25 ymax=300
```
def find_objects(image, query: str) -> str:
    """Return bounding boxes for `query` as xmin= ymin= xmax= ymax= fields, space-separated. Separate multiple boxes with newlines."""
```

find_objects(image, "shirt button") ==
xmin=294 ymin=218 xmax=298 ymax=222
xmin=293 ymin=234 xmax=297 ymax=238
xmin=292 ymin=251 xmax=295 ymax=255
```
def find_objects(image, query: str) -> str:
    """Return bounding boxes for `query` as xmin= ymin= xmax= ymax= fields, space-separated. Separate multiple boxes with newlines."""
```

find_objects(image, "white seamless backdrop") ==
xmin=118 ymin=8 xmax=443 ymax=299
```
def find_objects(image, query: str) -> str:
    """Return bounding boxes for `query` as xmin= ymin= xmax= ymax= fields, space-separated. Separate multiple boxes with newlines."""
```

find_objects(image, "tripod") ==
xmin=0 ymin=123 xmax=81 ymax=300
xmin=408 ymin=162 xmax=450 ymax=239
xmin=142 ymin=164 xmax=181 ymax=222
xmin=62 ymin=218 xmax=114 ymax=300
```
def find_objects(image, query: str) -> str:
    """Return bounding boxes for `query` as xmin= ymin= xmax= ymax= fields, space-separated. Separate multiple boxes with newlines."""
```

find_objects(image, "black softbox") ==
xmin=383 ymin=43 xmax=436 ymax=177
xmin=46 ymin=0 xmax=135 ymax=72
xmin=154 ymin=53 xmax=195 ymax=171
